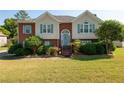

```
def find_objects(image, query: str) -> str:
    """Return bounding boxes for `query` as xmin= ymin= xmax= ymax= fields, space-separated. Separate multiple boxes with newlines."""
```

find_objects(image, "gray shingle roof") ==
xmin=54 ymin=16 xmax=75 ymax=22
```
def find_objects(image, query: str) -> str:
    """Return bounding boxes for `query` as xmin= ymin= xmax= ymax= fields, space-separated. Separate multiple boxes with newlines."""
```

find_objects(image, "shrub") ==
xmin=37 ymin=45 xmax=51 ymax=55
xmin=72 ymin=40 xmax=81 ymax=53
xmin=8 ymin=43 xmax=23 ymax=54
xmin=14 ymin=48 xmax=25 ymax=56
xmin=23 ymin=48 xmax=33 ymax=55
xmin=37 ymin=46 xmax=45 ymax=55
xmin=95 ymin=42 xmax=105 ymax=54
xmin=79 ymin=43 xmax=96 ymax=55
xmin=101 ymin=42 xmax=116 ymax=54
xmin=25 ymin=36 xmax=43 ymax=54
xmin=12 ymin=47 xmax=33 ymax=56
xmin=48 ymin=47 xmax=59 ymax=56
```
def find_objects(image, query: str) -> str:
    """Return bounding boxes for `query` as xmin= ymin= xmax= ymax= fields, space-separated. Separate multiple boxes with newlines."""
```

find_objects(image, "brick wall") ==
xmin=18 ymin=23 xmax=35 ymax=43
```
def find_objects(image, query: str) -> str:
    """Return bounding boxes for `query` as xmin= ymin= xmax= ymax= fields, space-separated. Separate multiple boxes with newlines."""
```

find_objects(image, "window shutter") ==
xmin=77 ymin=24 xmax=80 ymax=33
xmin=40 ymin=24 xmax=42 ymax=33
xmin=43 ymin=24 xmax=46 ymax=33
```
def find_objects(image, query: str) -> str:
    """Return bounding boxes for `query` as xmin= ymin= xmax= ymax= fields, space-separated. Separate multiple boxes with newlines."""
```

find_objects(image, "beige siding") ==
xmin=0 ymin=36 xmax=7 ymax=46
xmin=72 ymin=14 xmax=99 ymax=39
xmin=35 ymin=15 xmax=59 ymax=39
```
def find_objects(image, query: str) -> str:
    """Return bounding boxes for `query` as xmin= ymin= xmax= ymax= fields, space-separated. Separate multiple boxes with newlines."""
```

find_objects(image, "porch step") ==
xmin=61 ymin=46 xmax=72 ymax=57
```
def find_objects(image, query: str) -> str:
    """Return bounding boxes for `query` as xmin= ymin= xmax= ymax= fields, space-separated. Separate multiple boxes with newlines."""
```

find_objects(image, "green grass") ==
xmin=0 ymin=46 xmax=8 ymax=51
xmin=0 ymin=48 xmax=124 ymax=82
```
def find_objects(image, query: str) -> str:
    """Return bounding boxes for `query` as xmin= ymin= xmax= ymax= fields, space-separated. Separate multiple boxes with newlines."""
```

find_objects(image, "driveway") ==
xmin=0 ymin=50 xmax=8 ymax=57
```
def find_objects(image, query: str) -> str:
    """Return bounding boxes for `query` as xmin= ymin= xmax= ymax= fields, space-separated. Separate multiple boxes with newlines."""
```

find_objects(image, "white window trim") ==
xmin=23 ymin=25 xmax=32 ymax=34
xmin=44 ymin=41 xmax=50 ymax=46
xmin=40 ymin=24 xmax=53 ymax=34
xmin=77 ymin=21 xmax=95 ymax=33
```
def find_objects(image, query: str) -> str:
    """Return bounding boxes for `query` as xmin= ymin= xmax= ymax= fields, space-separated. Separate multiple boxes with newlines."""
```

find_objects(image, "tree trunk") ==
xmin=105 ymin=39 xmax=109 ymax=54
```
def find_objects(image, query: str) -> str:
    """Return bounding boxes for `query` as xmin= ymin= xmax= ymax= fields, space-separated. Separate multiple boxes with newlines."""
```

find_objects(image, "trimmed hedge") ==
xmin=79 ymin=42 xmax=107 ymax=55
xmin=80 ymin=43 xmax=96 ymax=55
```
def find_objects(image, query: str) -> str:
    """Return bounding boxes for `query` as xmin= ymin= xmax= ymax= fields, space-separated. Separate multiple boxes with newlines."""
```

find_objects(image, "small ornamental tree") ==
xmin=25 ymin=36 xmax=43 ymax=54
xmin=96 ymin=20 xmax=124 ymax=54
xmin=72 ymin=40 xmax=81 ymax=54
xmin=14 ymin=10 xmax=30 ymax=20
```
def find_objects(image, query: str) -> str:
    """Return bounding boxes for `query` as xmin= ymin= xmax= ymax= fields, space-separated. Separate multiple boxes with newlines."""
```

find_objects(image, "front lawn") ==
xmin=0 ymin=48 xmax=124 ymax=82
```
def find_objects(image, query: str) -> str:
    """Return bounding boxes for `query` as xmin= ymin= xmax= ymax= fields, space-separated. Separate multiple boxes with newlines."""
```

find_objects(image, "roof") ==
xmin=17 ymin=19 xmax=34 ymax=23
xmin=54 ymin=16 xmax=75 ymax=23
xmin=17 ymin=10 xmax=101 ymax=23
xmin=72 ymin=10 xmax=101 ymax=22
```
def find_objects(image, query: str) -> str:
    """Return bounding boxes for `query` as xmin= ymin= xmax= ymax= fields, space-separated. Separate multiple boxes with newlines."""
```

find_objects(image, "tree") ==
xmin=2 ymin=18 xmax=17 ymax=38
xmin=14 ymin=10 xmax=30 ymax=20
xmin=25 ymin=36 xmax=43 ymax=54
xmin=0 ymin=26 xmax=10 ymax=36
xmin=96 ymin=20 xmax=124 ymax=54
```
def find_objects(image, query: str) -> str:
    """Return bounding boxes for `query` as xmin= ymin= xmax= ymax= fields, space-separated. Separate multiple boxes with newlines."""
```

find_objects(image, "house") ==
xmin=0 ymin=32 xmax=7 ymax=47
xmin=18 ymin=10 xmax=100 ymax=46
xmin=17 ymin=10 xmax=123 ymax=50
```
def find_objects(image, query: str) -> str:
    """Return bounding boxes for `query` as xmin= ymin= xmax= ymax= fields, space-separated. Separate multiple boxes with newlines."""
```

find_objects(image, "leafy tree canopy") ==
xmin=96 ymin=20 xmax=124 ymax=42
xmin=0 ymin=26 xmax=10 ymax=36
xmin=96 ymin=20 xmax=124 ymax=54
xmin=2 ymin=18 xmax=17 ymax=38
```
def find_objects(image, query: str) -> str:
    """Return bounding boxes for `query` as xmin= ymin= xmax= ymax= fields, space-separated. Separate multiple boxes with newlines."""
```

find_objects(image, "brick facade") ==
xmin=18 ymin=23 xmax=73 ymax=47
xmin=59 ymin=23 xmax=72 ymax=47
xmin=59 ymin=23 xmax=72 ymax=33
xmin=43 ymin=39 xmax=59 ymax=47
xmin=18 ymin=23 xmax=35 ymax=43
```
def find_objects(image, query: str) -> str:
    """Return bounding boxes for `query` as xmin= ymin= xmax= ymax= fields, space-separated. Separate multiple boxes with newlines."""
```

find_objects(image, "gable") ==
xmin=35 ymin=12 xmax=60 ymax=22
xmin=72 ymin=10 xmax=101 ymax=23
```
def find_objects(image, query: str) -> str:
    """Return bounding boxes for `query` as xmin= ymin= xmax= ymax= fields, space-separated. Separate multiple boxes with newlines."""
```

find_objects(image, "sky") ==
xmin=0 ymin=10 xmax=124 ymax=25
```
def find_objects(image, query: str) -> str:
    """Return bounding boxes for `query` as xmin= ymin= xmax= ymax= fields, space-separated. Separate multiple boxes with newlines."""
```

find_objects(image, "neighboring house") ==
xmin=17 ymin=10 xmax=123 ymax=49
xmin=0 ymin=32 xmax=7 ymax=47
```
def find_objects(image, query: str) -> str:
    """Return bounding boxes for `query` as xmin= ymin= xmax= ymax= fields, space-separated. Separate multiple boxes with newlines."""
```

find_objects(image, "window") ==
xmin=84 ymin=24 xmax=88 ymax=33
xmin=44 ymin=41 xmax=50 ymax=46
xmin=77 ymin=24 xmax=83 ymax=33
xmin=43 ymin=25 xmax=46 ymax=33
xmin=47 ymin=25 xmax=51 ymax=33
xmin=23 ymin=25 xmax=32 ymax=34
xmin=80 ymin=24 xmax=83 ymax=33
xmin=40 ymin=24 xmax=53 ymax=33
xmin=77 ymin=22 xmax=96 ymax=33
xmin=81 ymin=40 xmax=92 ymax=45
xmin=89 ymin=24 xmax=93 ymax=32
